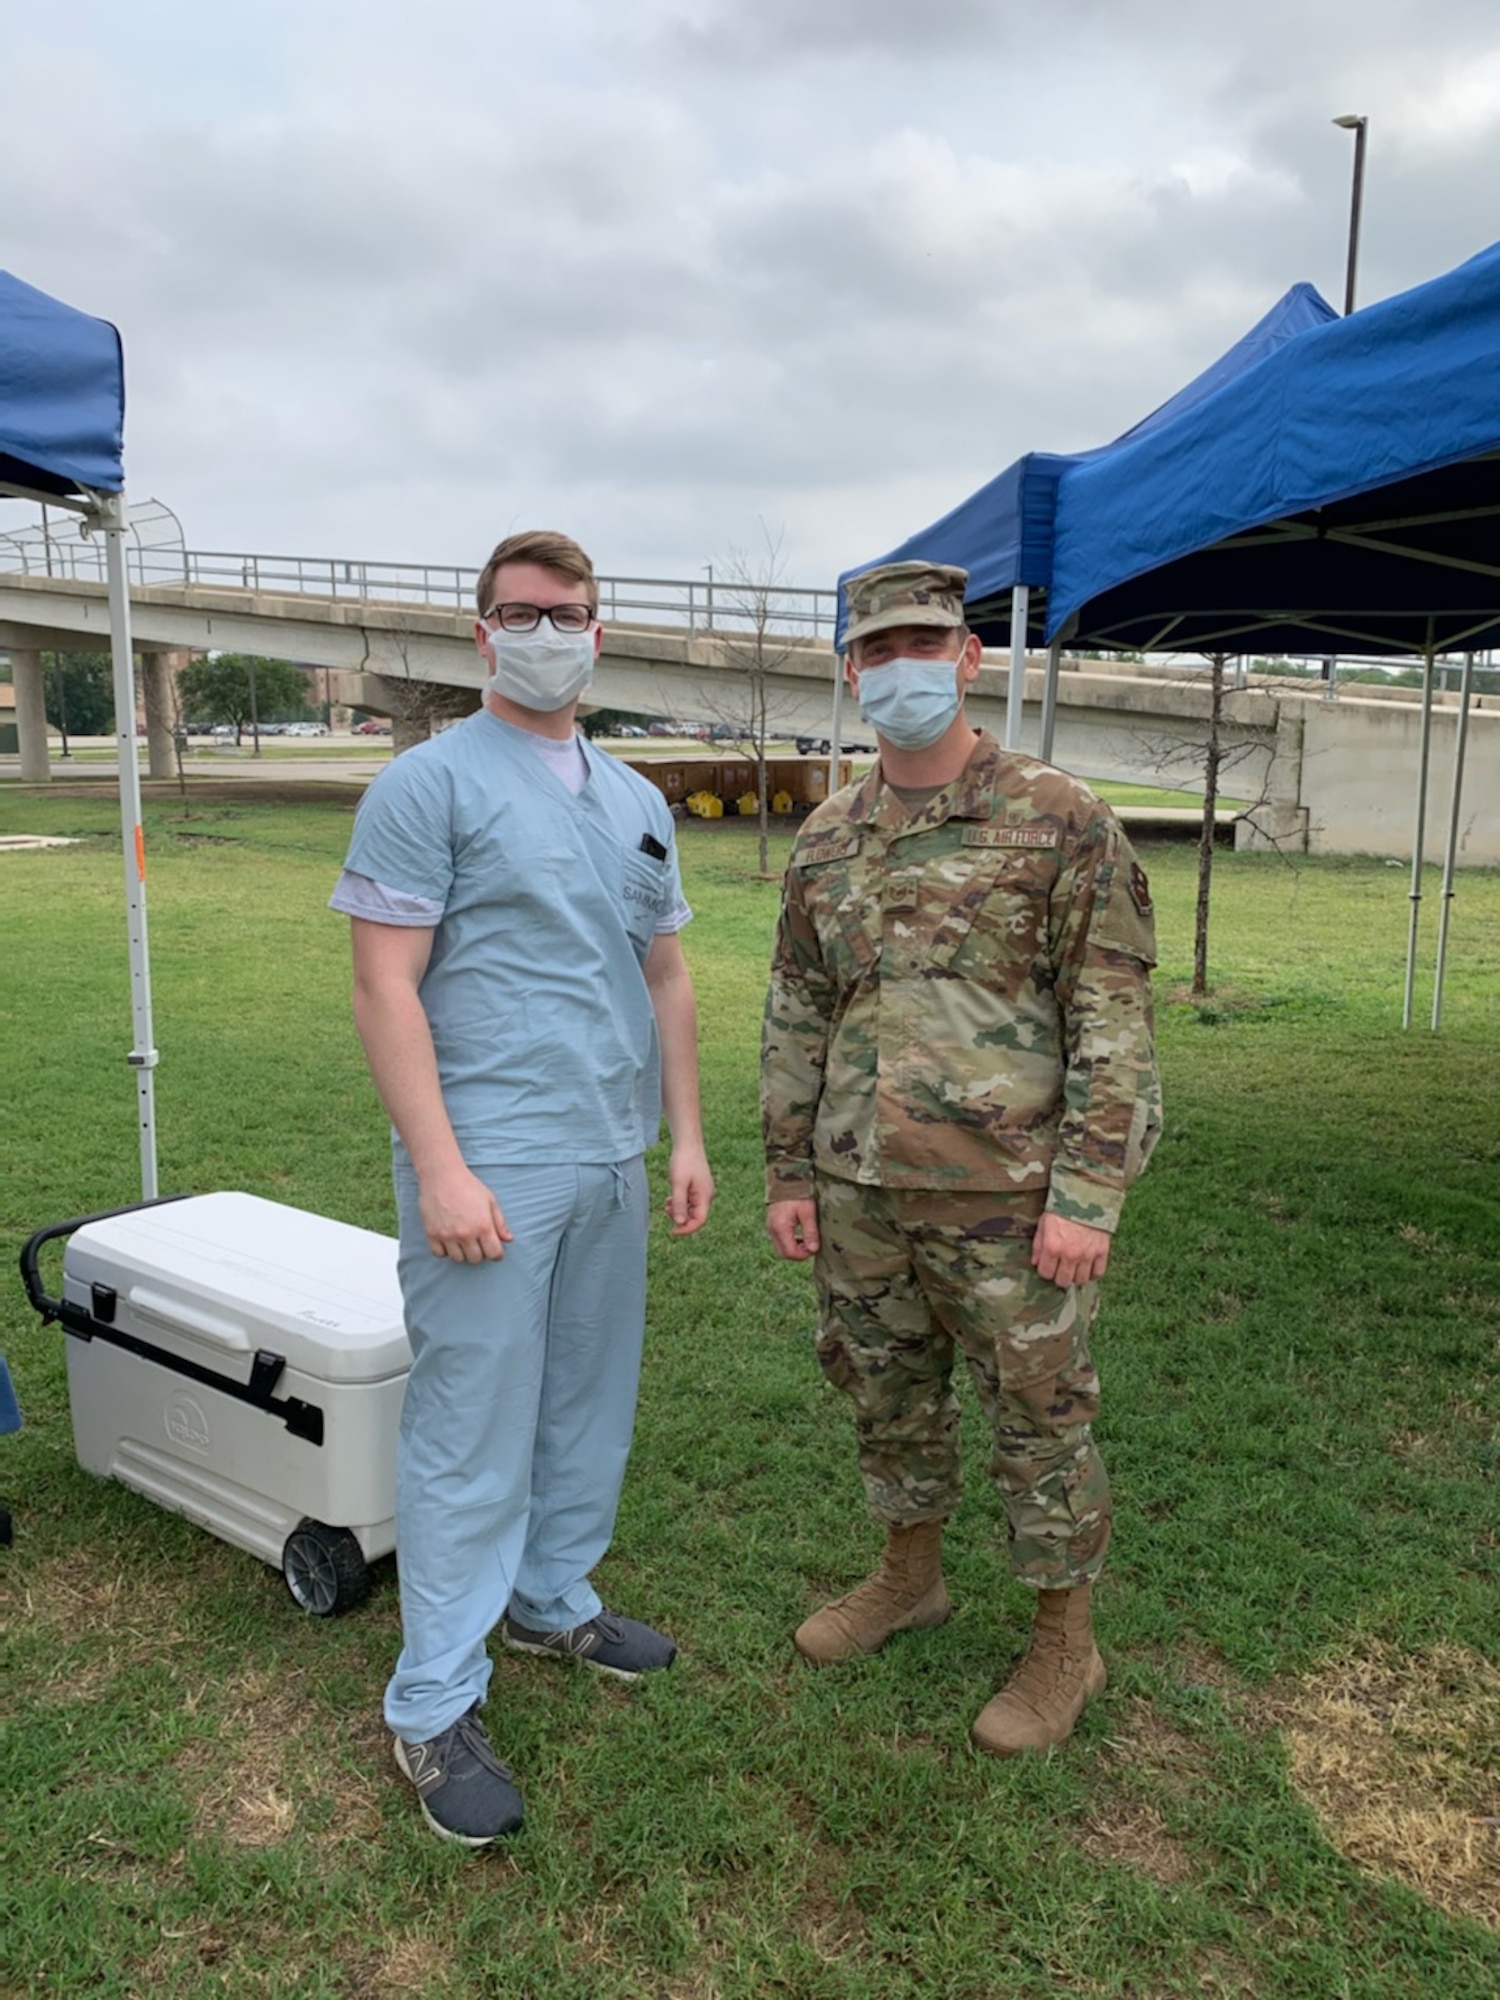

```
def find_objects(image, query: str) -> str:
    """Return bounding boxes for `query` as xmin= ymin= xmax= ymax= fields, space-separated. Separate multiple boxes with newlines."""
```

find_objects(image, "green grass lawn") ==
xmin=1 ymin=784 xmax=1498 ymax=1999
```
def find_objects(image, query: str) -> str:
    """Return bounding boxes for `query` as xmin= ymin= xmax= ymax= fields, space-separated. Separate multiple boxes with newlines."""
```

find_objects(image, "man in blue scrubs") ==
xmin=332 ymin=529 xmax=714 ymax=1846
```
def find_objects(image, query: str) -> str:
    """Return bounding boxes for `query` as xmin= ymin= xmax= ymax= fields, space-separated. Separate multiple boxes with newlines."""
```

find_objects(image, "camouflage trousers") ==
xmin=812 ymin=1176 xmax=1111 ymax=1591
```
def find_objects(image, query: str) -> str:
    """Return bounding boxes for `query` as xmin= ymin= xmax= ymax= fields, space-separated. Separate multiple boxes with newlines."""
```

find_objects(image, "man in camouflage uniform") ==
xmin=762 ymin=560 xmax=1161 ymax=1756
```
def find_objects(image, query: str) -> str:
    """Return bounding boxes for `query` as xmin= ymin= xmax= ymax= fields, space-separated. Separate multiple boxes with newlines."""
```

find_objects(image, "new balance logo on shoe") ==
xmin=500 ymin=1608 xmax=677 ymax=1681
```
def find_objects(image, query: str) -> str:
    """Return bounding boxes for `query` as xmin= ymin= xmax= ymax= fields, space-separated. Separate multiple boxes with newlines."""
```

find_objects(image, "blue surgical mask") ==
xmin=855 ymin=657 xmax=961 ymax=749
xmin=486 ymin=627 xmax=595 ymax=712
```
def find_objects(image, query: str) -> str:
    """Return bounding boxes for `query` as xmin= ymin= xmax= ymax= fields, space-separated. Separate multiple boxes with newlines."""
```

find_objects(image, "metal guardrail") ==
xmin=0 ymin=526 xmax=841 ymax=642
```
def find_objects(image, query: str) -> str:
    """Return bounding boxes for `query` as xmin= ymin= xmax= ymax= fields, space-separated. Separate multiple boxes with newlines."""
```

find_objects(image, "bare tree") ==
xmin=704 ymin=528 xmax=826 ymax=876
xmin=1191 ymin=654 xmax=1229 ymax=998
xmin=166 ymin=655 xmax=192 ymax=809
xmin=363 ymin=613 xmax=479 ymax=747
xmin=1129 ymin=655 xmax=1309 ymax=997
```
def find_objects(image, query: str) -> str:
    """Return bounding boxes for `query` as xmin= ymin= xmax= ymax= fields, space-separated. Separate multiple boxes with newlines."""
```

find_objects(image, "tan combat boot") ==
xmin=969 ymin=1582 xmax=1106 ymax=1756
xmin=794 ymin=1520 xmax=950 ymax=1666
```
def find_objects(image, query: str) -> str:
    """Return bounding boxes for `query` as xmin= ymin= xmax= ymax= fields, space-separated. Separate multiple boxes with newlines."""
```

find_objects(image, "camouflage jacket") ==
xmin=761 ymin=730 xmax=1162 ymax=1230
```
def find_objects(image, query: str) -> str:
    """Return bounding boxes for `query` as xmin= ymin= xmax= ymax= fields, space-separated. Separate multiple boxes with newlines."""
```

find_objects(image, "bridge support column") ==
xmin=1236 ymin=696 xmax=1309 ymax=852
xmin=12 ymin=647 xmax=52 ymax=782
xmin=141 ymin=649 xmax=180 ymax=781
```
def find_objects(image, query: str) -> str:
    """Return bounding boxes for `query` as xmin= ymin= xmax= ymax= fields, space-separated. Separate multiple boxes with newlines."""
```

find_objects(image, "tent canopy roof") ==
xmin=835 ymin=282 xmax=1337 ymax=648
xmin=0 ymin=269 xmax=124 ymax=502
xmin=1048 ymin=239 xmax=1500 ymax=657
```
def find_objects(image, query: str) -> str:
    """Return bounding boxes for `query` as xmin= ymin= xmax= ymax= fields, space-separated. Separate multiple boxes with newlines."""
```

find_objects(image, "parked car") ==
xmin=795 ymin=735 xmax=874 ymax=755
xmin=282 ymin=721 xmax=329 ymax=736
xmin=352 ymin=719 xmax=391 ymax=735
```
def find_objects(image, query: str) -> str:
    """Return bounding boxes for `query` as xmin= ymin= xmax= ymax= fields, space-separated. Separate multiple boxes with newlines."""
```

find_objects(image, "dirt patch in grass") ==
xmin=1154 ymin=1639 xmax=1243 ymax=1697
xmin=1078 ymin=1794 xmax=1197 ymax=1885
xmin=181 ymin=1665 xmax=385 ymax=1849
xmin=1388 ymin=1391 xmax=1492 ymax=1474
xmin=1169 ymin=1954 xmax=1260 ymax=2000
xmin=1165 ymin=983 xmax=1301 ymax=1026
xmin=1251 ymin=1641 xmax=1500 ymax=1928
xmin=10 ymin=1550 xmax=196 ymax=1696
xmin=1106 ymin=1690 xmax=1218 ymax=1781
xmin=12 ymin=1546 xmax=189 ymax=1634
xmin=148 ymin=779 xmax=366 ymax=808
xmin=788 ymin=1830 xmax=870 ymax=1956
xmin=368 ymin=1931 xmax=465 ymax=1997
xmin=126 ymin=1916 xmax=241 ymax=1990
xmin=1080 ymin=1695 xmax=1209 ymax=1886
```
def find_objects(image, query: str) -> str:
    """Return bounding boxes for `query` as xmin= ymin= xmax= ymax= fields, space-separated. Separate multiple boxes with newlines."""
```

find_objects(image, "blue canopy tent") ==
xmin=1047 ymin=239 xmax=1500 ymax=659
xmin=835 ymin=282 xmax=1338 ymax=753
xmin=1046 ymin=238 xmax=1500 ymax=1027
xmin=1 ymin=270 xmax=160 ymax=1193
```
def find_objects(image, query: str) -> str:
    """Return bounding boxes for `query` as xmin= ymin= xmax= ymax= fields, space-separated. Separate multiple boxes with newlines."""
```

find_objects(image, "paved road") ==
xmin=0 ymin=732 xmax=800 ymax=789
xmin=1 ymin=731 xmax=388 ymax=785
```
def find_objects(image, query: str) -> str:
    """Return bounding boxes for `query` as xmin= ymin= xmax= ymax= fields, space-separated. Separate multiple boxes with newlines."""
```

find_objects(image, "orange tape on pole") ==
xmin=134 ymin=824 xmax=147 ymax=882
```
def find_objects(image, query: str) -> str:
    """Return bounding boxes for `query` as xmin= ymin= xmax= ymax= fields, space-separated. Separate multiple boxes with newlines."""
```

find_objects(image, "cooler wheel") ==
xmin=282 ymin=1519 xmax=371 ymax=1616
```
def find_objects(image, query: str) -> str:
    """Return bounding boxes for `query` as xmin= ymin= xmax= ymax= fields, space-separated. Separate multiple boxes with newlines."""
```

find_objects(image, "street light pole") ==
xmin=1322 ymin=113 xmax=1369 ymax=700
xmin=1332 ymin=113 xmax=1368 ymax=317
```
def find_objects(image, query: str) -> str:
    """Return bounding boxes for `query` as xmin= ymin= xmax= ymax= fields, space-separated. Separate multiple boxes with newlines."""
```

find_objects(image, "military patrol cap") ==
xmin=843 ymin=560 xmax=970 ymax=650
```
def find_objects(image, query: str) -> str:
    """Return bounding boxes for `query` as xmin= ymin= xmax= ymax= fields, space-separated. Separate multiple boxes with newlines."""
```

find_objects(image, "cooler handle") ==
xmin=19 ymin=1195 xmax=193 ymax=1325
xmin=128 ymin=1286 xmax=253 ymax=1352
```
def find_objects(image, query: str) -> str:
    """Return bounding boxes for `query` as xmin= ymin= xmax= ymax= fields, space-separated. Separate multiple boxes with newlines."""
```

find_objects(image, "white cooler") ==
xmin=21 ymin=1191 xmax=410 ymax=1614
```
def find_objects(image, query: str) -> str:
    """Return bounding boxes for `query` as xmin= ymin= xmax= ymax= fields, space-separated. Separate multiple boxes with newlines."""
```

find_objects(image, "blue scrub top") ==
xmin=341 ymin=710 xmax=686 ymax=1167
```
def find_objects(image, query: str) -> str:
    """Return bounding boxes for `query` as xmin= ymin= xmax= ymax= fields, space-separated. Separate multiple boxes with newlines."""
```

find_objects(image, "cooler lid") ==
xmin=64 ymin=1192 xmax=409 ymax=1384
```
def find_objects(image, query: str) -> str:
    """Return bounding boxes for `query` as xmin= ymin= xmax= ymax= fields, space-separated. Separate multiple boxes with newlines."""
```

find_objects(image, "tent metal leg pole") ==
xmin=829 ymin=653 xmax=846 ymax=795
xmin=1006 ymin=585 xmax=1028 ymax=750
xmin=101 ymin=495 xmax=160 ymax=1197
xmin=1039 ymin=639 xmax=1061 ymax=763
xmin=1402 ymin=641 xmax=1436 ymax=1032
xmin=1431 ymin=652 xmax=1474 ymax=1033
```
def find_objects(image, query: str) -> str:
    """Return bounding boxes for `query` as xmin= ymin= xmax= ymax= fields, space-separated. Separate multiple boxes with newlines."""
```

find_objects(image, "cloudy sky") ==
xmin=4 ymin=0 xmax=1500 ymax=590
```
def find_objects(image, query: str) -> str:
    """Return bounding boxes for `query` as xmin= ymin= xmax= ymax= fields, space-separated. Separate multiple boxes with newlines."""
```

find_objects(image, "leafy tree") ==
xmin=175 ymin=654 xmax=315 ymax=743
xmin=43 ymin=652 xmax=115 ymax=737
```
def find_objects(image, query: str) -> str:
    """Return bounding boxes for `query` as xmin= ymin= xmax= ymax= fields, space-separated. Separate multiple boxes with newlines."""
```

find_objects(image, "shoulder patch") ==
xmin=1128 ymin=861 xmax=1153 ymax=915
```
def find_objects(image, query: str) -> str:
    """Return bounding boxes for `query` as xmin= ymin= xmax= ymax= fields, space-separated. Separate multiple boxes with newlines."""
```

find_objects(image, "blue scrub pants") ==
xmin=384 ymin=1157 xmax=649 ymax=1742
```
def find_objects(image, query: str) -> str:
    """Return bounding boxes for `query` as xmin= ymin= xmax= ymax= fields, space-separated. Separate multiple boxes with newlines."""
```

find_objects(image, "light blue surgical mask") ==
xmin=485 ymin=627 xmax=595 ymax=712
xmin=855 ymin=657 xmax=962 ymax=749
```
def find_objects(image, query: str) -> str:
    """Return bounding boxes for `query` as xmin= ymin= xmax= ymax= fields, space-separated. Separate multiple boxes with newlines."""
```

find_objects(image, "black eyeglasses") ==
xmin=483 ymin=601 xmax=595 ymax=633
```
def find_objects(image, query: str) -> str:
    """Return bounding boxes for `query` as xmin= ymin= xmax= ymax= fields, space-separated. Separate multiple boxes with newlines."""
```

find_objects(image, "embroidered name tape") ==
xmin=962 ymin=826 xmax=1055 ymax=849
xmin=797 ymin=833 xmax=861 ymax=865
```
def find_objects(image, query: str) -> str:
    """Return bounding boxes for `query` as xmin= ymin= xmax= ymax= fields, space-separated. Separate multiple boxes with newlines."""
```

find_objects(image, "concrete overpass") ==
xmin=2 ymin=552 xmax=1496 ymax=863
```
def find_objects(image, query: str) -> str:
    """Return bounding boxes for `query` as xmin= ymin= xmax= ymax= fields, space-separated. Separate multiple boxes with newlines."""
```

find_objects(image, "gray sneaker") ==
xmin=500 ymin=1608 xmax=676 ymax=1681
xmin=392 ymin=1704 xmax=524 ymax=1846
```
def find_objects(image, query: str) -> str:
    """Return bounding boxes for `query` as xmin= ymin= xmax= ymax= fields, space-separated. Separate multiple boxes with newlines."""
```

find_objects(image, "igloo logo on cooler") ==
xmin=165 ymin=1392 xmax=211 ymax=1454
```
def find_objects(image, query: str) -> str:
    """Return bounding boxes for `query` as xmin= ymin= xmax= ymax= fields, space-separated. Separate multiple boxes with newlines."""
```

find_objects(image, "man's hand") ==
xmin=1032 ymin=1212 xmax=1111 ymax=1289
xmin=419 ymin=1165 xmax=514 ymax=1263
xmin=767 ymin=1199 xmax=820 ymax=1261
xmin=664 ymin=1143 xmax=715 ymax=1236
